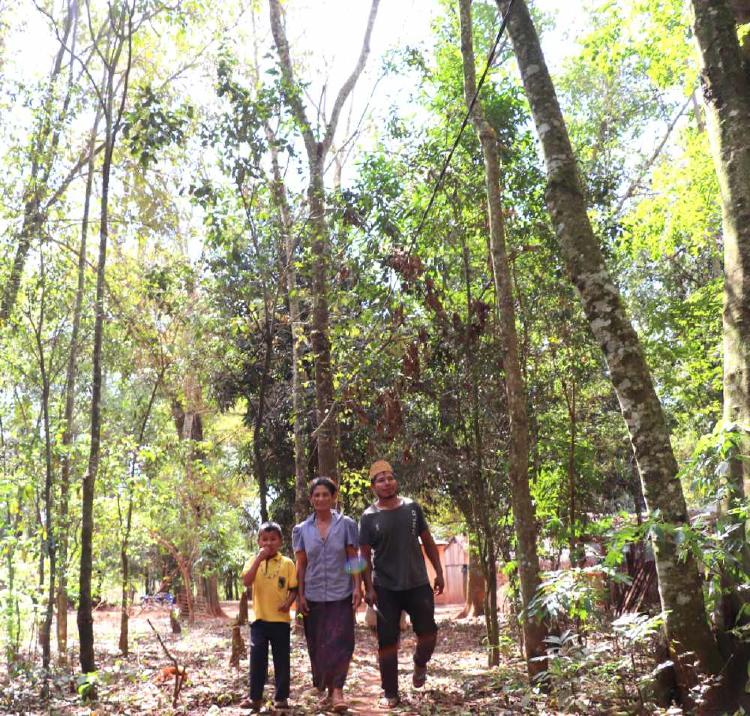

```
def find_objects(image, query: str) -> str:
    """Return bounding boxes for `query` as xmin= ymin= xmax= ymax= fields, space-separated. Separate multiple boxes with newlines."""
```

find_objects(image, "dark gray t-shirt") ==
xmin=359 ymin=498 xmax=429 ymax=591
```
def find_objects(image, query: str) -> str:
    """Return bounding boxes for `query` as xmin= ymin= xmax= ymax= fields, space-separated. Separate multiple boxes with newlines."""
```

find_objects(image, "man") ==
xmin=360 ymin=460 xmax=445 ymax=708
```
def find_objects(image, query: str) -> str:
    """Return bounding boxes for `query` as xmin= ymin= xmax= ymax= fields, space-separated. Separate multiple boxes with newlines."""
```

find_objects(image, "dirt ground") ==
xmin=1 ymin=603 xmax=536 ymax=715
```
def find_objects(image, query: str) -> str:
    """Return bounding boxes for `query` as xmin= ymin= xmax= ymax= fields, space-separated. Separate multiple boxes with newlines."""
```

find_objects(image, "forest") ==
xmin=1 ymin=0 xmax=750 ymax=713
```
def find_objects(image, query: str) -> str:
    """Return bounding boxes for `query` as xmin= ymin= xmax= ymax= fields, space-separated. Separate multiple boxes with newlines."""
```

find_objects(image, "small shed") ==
xmin=421 ymin=536 xmax=468 ymax=605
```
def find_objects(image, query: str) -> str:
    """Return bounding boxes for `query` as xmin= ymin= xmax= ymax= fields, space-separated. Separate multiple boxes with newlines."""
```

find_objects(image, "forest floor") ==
xmin=1 ymin=602 xmax=679 ymax=715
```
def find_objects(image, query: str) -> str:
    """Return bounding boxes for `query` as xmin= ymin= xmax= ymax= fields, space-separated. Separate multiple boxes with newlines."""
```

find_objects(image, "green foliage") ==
xmin=76 ymin=671 xmax=99 ymax=701
xmin=529 ymin=566 xmax=627 ymax=626
xmin=123 ymin=85 xmax=193 ymax=168
xmin=611 ymin=610 xmax=666 ymax=644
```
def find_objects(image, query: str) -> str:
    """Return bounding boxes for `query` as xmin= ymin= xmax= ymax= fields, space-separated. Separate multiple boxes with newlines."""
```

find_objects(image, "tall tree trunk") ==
xmin=171 ymin=372 xmax=204 ymax=573
xmin=1 ymin=421 xmax=22 ymax=668
xmin=307 ymin=169 xmax=338 ymax=480
xmin=495 ymin=0 xmax=724 ymax=695
xmin=268 ymin=0 xmax=381 ymax=482
xmin=199 ymin=575 xmax=226 ymax=618
xmin=563 ymin=379 xmax=578 ymax=562
xmin=459 ymin=0 xmax=546 ymax=675
xmin=171 ymin=372 xmax=226 ymax=618
xmin=251 ymin=328 xmax=272 ymax=523
xmin=266 ymin=129 xmax=308 ymax=521
xmin=457 ymin=217 xmax=503 ymax=663
xmin=78 ymin=116 xmax=114 ymax=676
xmin=153 ymin=534 xmax=195 ymax=624
xmin=692 ymin=0 xmax=750 ymax=631
xmin=118 ymin=370 xmax=162 ymax=654
xmin=78 ymin=116 xmax=112 ymax=676
xmin=117 ymin=513 xmax=131 ymax=655
xmin=57 ymin=113 xmax=100 ymax=661
xmin=462 ymin=545 xmax=485 ymax=618
xmin=78 ymin=6 xmax=133 ymax=673
xmin=32 ymin=253 xmax=56 ymax=687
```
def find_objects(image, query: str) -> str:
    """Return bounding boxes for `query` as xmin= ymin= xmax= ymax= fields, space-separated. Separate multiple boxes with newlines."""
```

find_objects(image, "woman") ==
xmin=292 ymin=477 xmax=361 ymax=712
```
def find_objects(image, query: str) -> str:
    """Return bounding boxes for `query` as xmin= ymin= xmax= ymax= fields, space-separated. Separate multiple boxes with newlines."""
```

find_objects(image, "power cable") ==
xmin=410 ymin=0 xmax=516 ymax=249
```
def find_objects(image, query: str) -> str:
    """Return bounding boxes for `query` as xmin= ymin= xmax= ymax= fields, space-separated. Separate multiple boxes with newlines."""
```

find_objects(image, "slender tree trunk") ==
xmin=563 ymin=380 xmax=578 ymax=562
xmin=268 ymin=0 xmax=381 ymax=482
xmin=57 ymin=113 xmax=100 ymax=661
xmin=307 ymin=168 xmax=338 ymax=479
xmin=78 ymin=6 xmax=133 ymax=672
xmin=78 ymin=114 xmax=114 ymax=676
xmin=692 ymin=0 xmax=750 ymax=631
xmin=169 ymin=370 xmax=208 ymax=621
xmin=484 ymin=536 xmax=500 ymax=667
xmin=118 ymin=370 xmax=162 ymax=654
xmin=495 ymin=0 xmax=724 ymax=694
xmin=118 ymin=518 xmax=131 ymax=655
xmin=32 ymin=256 xmax=56 ymax=685
xmin=199 ymin=575 xmax=225 ymax=618
xmin=463 ymin=545 xmax=485 ymax=618
xmin=459 ymin=0 xmax=546 ymax=675
xmin=458 ymin=221 xmax=502 ymax=663
xmin=252 ymin=325 xmax=272 ymax=523
xmin=266 ymin=130 xmax=308 ymax=521
xmin=78 ymin=125 xmax=112 ymax=674
xmin=456 ymin=238 xmax=485 ymax=624
xmin=153 ymin=535 xmax=195 ymax=623
xmin=0 ymin=0 xmax=77 ymax=323
xmin=0 ymin=421 xmax=22 ymax=668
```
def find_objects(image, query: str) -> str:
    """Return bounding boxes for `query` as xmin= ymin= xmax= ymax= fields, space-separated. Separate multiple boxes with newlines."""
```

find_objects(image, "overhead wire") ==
xmin=310 ymin=0 xmax=518 ymax=436
xmin=409 ymin=0 xmax=516 ymax=250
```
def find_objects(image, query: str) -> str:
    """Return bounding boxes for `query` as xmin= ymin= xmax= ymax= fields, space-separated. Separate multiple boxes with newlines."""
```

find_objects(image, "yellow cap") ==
xmin=369 ymin=460 xmax=393 ymax=479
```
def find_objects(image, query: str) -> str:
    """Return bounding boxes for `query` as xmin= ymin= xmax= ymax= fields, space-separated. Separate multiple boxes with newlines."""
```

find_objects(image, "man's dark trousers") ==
xmin=375 ymin=584 xmax=437 ymax=698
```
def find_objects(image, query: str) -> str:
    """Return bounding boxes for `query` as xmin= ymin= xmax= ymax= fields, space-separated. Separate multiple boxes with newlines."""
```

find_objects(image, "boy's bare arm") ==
xmin=279 ymin=587 xmax=298 ymax=612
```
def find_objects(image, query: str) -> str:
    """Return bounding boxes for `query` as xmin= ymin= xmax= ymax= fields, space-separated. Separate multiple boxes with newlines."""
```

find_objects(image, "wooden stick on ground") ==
xmin=147 ymin=618 xmax=186 ymax=706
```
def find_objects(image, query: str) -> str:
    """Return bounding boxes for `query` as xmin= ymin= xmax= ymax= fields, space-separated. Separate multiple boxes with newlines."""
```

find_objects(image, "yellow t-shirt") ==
xmin=243 ymin=552 xmax=298 ymax=623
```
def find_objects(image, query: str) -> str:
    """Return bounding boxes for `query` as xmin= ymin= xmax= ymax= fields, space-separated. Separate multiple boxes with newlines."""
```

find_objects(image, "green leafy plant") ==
xmin=76 ymin=671 xmax=99 ymax=701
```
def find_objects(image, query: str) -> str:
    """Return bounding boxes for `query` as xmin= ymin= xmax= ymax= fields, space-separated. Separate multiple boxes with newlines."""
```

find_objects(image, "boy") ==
xmin=240 ymin=522 xmax=298 ymax=712
xmin=360 ymin=460 xmax=445 ymax=708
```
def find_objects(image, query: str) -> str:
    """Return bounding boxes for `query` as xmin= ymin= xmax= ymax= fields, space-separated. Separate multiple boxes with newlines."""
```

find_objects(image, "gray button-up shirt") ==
xmin=292 ymin=511 xmax=358 ymax=602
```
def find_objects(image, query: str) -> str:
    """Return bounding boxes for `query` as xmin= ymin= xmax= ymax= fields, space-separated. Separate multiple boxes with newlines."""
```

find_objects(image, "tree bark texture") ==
xmin=119 ymin=371 xmax=162 ymax=654
xmin=495 ymin=0 xmax=724 ymax=687
xmin=268 ymin=0 xmax=381 ymax=481
xmin=57 ymin=114 xmax=99 ymax=661
xmin=308 ymin=170 xmax=338 ymax=480
xmin=266 ymin=128 xmax=308 ymax=521
xmin=153 ymin=534 xmax=195 ymax=624
xmin=692 ymin=0 xmax=750 ymax=600
xmin=562 ymin=379 xmax=578 ymax=561
xmin=33 ymin=270 xmax=56 ymax=679
xmin=464 ymin=547 xmax=486 ymax=618
xmin=459 ymin=0 xmax=546 ymax=674
xmin=78 ymin=121 xmax=114 ymax=675
xmin=78 ymin=6 xmax=133 ymax=673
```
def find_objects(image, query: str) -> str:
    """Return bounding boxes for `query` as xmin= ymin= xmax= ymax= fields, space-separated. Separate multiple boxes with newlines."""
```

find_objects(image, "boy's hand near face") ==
xmin=257 ymin=545 xmax=276 ymax=561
